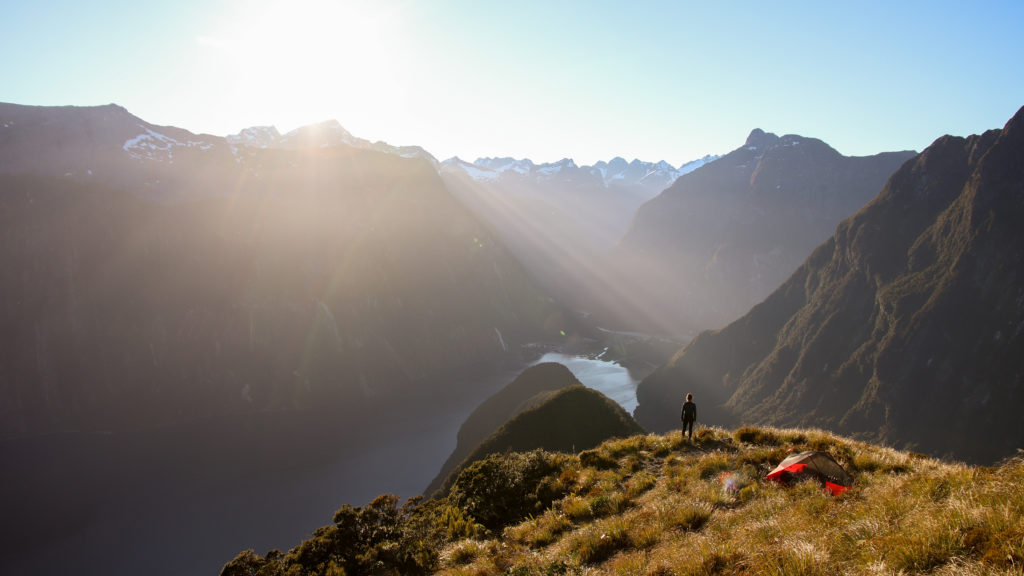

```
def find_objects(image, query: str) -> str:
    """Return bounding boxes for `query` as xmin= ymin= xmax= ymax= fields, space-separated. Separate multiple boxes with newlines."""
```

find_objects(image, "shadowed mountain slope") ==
xmin=438 ymin=155 xmax=716 ymax=331
xmin=0 ymin=103 xmax=564 ymax=436
xmin=426 ymin=362 xmax=583 ymax=495
xmin=616 ymin=130 xmax=914 ymax=335
xmin=435 ymin=382 xmax=645 ymax=497
xmin=634 ymin=106 xmax=1024 ymax=464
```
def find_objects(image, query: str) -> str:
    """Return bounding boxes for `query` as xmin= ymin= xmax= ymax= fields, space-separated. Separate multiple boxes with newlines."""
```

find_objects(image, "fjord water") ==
xmin=532 ymin=352 xmax=639 ymax=413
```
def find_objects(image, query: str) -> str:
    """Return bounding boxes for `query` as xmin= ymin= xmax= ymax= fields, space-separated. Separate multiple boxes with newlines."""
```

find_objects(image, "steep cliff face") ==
xmin=635 ymin=107 xmax=1024 ymax=463
xmin=617 ymin=130 xmax=914 ymax=335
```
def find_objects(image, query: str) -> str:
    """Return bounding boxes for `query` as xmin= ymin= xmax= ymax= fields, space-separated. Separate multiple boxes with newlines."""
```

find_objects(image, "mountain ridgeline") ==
xmin=439 ymin=155 xmax=715 ymax=325
xmin=635 ymin=106 xmax=1024 ymax=464
xmin=0 ymin=103 xmax=562 ymax=437
xmin=615 ymin=130 xmax=915 ymax=335
xmin=5 ymin=99 xmax=1024 ymax=576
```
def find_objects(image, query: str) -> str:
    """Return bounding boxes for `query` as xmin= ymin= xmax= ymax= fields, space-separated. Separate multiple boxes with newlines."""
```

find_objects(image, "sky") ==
xmin=2 ymin=0 xmax=1023 ymax=166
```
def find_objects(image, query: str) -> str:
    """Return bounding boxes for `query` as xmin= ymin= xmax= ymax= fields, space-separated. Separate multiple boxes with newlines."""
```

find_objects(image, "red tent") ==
xmin=765 ymin=450 xmax=853 ymax=496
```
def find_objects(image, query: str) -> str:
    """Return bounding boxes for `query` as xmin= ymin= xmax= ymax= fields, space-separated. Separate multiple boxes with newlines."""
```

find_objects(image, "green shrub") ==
xmin=220 ymin=550 xmax=270 ymax=576
xmin=435 ymin=505 xmax=486 ymax=540
xmin=449 ymin=450 xmax=569 ymax=531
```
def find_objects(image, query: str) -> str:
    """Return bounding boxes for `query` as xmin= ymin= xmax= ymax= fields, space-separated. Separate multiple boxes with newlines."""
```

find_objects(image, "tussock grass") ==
xmin=431 ymin=428 xmax=1024 ymax=576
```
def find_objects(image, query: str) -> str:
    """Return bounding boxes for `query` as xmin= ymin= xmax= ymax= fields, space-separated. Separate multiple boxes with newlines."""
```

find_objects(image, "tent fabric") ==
xmin=765 ymin=451 xmax=853 ymax=495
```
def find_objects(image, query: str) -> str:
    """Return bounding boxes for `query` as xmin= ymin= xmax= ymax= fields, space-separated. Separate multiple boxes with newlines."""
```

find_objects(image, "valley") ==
xmin=1 ymin=341 xmax=651 ymax=576
xmin=2 ymin=100 xmax=1023 ymax=576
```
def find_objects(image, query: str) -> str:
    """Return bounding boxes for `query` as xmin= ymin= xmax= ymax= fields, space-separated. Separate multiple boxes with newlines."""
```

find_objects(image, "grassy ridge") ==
xmin=437 ymin=428 xmax=1023 ymax=576
xmin=223 ymin=426 xmax=1024 ymax=576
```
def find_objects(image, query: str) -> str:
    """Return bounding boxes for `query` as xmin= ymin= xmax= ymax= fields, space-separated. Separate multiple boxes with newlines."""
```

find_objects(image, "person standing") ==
xmin=681 ymin=393 xmax=697 ymax=440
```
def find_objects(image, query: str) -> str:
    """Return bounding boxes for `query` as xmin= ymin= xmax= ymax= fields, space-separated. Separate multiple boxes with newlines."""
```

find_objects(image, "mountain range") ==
xmin=0 ymin=102 xmax=568 ymax=576
xmin=0 ymin=102 xmax=567 ymax=437
xmin=634 ymin=105 xmax=1024 ymax=464
xmin=615 ymin=129 xmax=916 ymax=335
xmin=439 ymin=152 xmax=718 ymax=328
xmin=5 ymin=99 xmax=1024 ymax=576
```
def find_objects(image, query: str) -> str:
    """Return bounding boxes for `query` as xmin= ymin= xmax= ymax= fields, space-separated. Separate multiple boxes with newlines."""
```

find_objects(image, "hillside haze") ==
xmin=615 ymin=130 xmax=915 ymax=335
xmin=0 ymin=103 xmax=565 ymax=576
xmin=5 ymin=99 xmax=1022 ymax=576
xmin=0 ymin=103 xmax=561 ymax=436
xmin=438 ymin=154 xmax=716 ymax=326
xmin=635 ymin=106 xmax=1024 ymax=464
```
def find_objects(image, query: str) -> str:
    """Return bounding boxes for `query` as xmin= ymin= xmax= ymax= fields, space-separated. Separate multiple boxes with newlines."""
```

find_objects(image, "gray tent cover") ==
xmin=765 ymin=450 xmax=853 ymax=495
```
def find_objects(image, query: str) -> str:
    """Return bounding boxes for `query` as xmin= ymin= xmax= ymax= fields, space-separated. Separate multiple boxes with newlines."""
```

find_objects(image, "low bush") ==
xmin=449 ymin=450 xmax=570 ymax=531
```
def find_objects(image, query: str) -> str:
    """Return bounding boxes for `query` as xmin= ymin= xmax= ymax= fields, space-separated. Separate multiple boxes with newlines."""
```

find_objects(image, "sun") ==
xmin=198 ymin=0 xmax=409 ymax=136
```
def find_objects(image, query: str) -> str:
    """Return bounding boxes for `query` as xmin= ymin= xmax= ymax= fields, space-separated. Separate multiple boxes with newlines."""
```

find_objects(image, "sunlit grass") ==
xmin=434 ymin=427 xmax=1024 ymax=576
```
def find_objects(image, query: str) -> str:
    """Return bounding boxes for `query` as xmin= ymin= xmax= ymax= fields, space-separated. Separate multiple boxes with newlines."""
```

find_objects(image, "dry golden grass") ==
xmin=434 ymin=426 xmax=1024 ymax=576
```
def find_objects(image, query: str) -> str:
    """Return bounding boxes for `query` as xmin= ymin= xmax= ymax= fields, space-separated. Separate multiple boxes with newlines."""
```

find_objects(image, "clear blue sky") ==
xmin=2 ymin=0 xmax=1022 ymax=165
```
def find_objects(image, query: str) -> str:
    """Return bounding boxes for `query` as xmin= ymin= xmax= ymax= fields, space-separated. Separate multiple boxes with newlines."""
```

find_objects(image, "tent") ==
xmin=765 ymin=451 xmax=853 ymax=496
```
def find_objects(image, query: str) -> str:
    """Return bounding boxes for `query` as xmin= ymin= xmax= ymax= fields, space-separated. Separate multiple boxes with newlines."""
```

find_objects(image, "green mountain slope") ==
xmin=635 ymin=106 xmax=1024 ymax=464
xmin=435 ymin=384 xmax=645 ymax=496
xmin=427 ymin=363 xmax=585 ymax=495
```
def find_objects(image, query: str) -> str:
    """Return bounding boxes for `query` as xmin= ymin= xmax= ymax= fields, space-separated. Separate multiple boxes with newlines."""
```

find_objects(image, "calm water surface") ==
xmin=532 ymin=352 xmax=639 ymax=413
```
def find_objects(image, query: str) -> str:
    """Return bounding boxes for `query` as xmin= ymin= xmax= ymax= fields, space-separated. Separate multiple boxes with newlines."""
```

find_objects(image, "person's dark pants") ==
xmin=682 ymin=418 xmax=694 ymax=439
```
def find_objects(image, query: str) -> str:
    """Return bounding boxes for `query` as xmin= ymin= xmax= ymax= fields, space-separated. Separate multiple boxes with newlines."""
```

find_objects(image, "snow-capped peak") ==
xmin=676 ymin=154 xmax=719 ymax=176
xmin=122 ymin=124 xmax=214 ymax=161
xmin=473 ymin=157 xmax=536 ymax=175
xmin=442 ymin=153 xmax=718 ymax=187
xmin=226 ymin=126 xmax=281 ymax=149
xmin=440 ymin=156 xmax=500 ymax=181
xmin=278 ymin=119 xmax=363 ymax=149
xmin=533 ymin=158 xmax=578 ymax=177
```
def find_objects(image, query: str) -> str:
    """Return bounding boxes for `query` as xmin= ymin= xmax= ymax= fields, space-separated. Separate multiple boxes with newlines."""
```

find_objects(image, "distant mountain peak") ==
xmin=443 ymin=153 xmax=720 ymax=188
xmin=226 ymin=125 xmax=281 ymax=149
xmin=745 ymin=128 xmax=779 ymax=149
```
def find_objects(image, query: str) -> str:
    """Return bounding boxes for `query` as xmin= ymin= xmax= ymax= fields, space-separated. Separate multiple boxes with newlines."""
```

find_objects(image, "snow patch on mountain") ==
xmin=226 ymin=126 xmax=281 ymax=149
xmin=443 ymin=153 xmax=719 ymax=186
xmin=226 ymin=120 xmax=438 ymax=166
xmin=441 ymin=157 xmax=499 ymax=181
xmin=123 ymin=126 xmax=214 ymax=161
xmin=676 ymin=154 xmax=718 ymax=176
xmin=536 ymin=158 xmax=577 ymax=176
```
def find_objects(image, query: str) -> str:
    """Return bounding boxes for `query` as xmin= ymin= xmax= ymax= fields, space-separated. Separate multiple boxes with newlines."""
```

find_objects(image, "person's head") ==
xmin=686 ymin=393 xmax=693 ymax=401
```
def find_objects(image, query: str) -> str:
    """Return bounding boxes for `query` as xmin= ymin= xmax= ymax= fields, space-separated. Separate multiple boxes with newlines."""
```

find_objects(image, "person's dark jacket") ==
xmin=681 ymin=401 xmax=696 ymax=422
